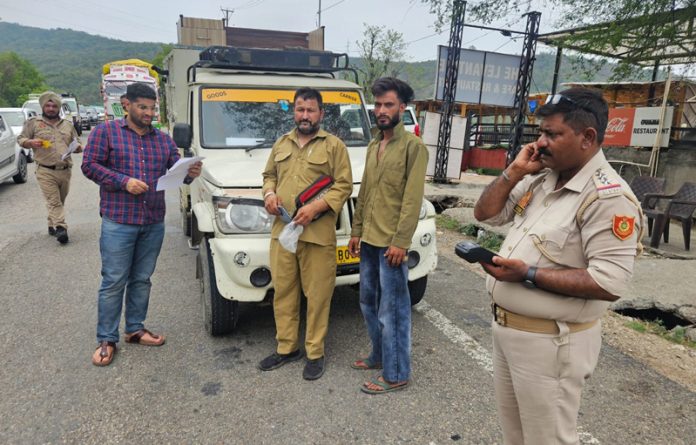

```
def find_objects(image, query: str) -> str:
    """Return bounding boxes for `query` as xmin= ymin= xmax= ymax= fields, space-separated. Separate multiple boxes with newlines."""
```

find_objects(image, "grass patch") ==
xmin=435 ymin=216 xmax=504 ymax=253
xmin=436 ymin=214 xmax=461 ymax=231
xmin=624 ymin=319 xmax=696 ymax=349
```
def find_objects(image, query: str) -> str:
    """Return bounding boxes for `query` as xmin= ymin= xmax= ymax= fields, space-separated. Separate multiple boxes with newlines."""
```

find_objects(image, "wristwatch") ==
xmin=523 ymin=266 xmax=537 ymax=289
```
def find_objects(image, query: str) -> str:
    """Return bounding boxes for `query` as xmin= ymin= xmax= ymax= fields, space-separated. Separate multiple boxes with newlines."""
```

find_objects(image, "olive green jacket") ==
xmin=351 ymin=122 xmax=428 ymax=249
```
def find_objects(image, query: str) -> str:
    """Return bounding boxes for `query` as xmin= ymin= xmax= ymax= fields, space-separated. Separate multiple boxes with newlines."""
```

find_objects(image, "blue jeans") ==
xmin=359 ymin=242 xmax=411 ymax=382
xmin=96 ymin=217 xmax=165 ymax=343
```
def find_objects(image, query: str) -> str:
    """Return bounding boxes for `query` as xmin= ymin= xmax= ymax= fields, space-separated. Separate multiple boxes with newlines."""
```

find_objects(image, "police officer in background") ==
xmin=18 ymin=91 xmax=81 ymax=244
xmin=474 ymin=87 xmax=643 ymax=445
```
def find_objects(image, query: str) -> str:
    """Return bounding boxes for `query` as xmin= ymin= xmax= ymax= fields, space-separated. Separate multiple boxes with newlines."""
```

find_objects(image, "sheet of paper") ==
xmin=60 ymin=139 xmax=80 ymax=161
xmin=156 ymin=156 xmax=204 ymax=191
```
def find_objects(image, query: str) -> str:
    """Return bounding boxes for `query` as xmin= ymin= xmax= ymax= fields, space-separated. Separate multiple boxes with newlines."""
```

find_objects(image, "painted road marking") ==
xmin=415 ymin=300 xmax=601 ymax=445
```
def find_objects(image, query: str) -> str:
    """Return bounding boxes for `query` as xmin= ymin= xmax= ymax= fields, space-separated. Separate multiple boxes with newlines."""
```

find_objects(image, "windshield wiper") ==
xmin=244 ymin=142 xmax=267 ymax=153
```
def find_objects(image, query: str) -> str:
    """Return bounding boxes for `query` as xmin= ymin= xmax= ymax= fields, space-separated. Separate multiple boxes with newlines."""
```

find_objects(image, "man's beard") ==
xmin=376 ymin=113 xmax=400 ymax=130
xmin=296 ymin=119 xmax=320 ymax=135
xmin=42 ymin=111 xmax=60 ymax=120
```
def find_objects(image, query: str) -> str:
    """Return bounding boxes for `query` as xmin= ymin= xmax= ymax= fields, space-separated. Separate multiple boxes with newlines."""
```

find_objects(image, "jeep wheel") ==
xmin=12 ymin=153 xmax=28 ymax=184
xmin=199 ymin=238 xmax=238 ymax=336
xmin=408 ymin=275 xmax=428 ymax=306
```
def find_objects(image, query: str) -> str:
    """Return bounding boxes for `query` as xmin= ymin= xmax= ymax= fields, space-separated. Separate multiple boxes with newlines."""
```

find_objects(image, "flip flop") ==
xmin=125 ymin=328 xmax=165 ymax=346
xmin=92 ymin=341 xmax=117 ymax=366
xmin=361 ymin=376 xmax=409 ymax=395
xmin=350 ymin=358 xmax=383 ymax=370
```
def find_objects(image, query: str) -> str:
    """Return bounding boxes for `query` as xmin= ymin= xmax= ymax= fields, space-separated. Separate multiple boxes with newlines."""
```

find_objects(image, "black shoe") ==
xmin=258 ymin=349 xmax=302 ymax=371
xmin=56 ymin=227 xmax=69 ymax=244
xmin=48 ymin=227 xmax=56 ymax=236
xmin=303 ymin=356 xmax=325 ymax=380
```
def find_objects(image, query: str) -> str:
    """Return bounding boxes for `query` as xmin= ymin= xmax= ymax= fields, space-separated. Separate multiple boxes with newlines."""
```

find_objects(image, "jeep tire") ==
xmin=408 ymin=275 xmax=427 ymax=306
xmin=199 ymin=237 xmax=238 ymax=336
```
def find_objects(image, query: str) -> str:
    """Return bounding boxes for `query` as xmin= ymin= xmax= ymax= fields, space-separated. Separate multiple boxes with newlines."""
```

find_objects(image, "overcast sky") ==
xmin=0 ymin=0 xmax=564 ymax=61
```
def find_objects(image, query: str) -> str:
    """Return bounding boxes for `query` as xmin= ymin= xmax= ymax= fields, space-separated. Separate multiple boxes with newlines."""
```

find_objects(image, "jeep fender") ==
xmin=192 ymin=202 xmax=215 ymax=233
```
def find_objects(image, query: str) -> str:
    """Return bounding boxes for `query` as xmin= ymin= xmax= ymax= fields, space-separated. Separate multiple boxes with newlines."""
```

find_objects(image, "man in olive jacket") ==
xmin=348 ymin=78 xmax=428 ymax=394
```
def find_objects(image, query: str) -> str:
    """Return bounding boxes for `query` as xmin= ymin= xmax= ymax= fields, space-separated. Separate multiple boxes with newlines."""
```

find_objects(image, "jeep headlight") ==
xmin=214 ymin=196 xmax=273 ymax=233
xmin=419 ymin=199 xmax=435 ymax=220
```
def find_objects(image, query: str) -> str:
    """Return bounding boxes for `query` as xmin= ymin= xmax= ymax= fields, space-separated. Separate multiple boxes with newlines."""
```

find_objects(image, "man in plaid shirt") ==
xmin=82 ymin=82 xmax=201 ymax=367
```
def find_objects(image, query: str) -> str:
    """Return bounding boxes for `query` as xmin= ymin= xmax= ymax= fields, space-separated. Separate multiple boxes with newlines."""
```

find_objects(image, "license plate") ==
xmin=336 ymin=246 xmax=360 ymax=265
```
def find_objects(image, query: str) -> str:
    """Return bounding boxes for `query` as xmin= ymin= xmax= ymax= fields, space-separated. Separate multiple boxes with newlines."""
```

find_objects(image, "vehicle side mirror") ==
xmin=173 ymin=123 xmax=193 ymax=155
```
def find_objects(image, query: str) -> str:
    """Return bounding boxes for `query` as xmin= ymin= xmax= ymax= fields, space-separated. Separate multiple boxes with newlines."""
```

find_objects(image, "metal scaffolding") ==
xmin=433 ymin=0 xmax=466 ymax=183
xmin=506 ymin=11 xmax=541 ymax=165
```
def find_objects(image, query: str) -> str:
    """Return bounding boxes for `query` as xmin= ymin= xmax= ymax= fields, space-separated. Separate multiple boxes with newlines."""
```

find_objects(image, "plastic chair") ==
xmin=629 ymin=175 xmax=666 ymax=211
xmin=644 ymin=181 xmax=696 ymax=250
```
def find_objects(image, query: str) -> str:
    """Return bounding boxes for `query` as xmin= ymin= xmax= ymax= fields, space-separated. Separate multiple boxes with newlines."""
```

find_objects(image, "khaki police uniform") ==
xmin=262 ymin=128 xmax=352 ymax=360
xmin=482 ymin=150 xmax=642 ymax=445
xmin=17 ymin=116 xmax=78 ymax=230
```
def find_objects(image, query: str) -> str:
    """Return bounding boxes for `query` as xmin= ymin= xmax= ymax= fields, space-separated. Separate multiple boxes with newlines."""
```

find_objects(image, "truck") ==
xmin=101 ymin=59 xmax=161 ymax=127
xmin=162 ymin=45 xmax=438 ymax=336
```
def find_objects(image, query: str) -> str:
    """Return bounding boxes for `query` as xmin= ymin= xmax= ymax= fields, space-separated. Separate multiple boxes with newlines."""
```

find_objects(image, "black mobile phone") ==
xmin=455 ymin=241 xmax=497 ymax=265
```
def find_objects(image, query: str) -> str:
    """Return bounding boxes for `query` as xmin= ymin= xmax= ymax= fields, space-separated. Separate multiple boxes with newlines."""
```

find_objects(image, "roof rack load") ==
xmin=188 ymin=46 xmax=358 ymax=83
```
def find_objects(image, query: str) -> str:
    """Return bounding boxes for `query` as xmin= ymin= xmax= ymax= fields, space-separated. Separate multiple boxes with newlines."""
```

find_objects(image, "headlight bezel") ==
xmin=213 ymin=196 xmax=274 ymax=234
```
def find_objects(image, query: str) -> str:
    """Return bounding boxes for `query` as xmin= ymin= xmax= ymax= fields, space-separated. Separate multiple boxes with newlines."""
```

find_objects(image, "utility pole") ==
xmin=221 ymin=7 xmax=234 ymax=27
xmin=433 ymin=0 xmax=466 ymax=183
xmin=317 ymin=0 xmax=322 ymax=27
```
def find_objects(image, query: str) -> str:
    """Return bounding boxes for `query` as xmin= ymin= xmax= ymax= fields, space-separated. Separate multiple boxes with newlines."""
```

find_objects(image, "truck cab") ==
xmin=163 ymin=46 xmax=438 ymax=335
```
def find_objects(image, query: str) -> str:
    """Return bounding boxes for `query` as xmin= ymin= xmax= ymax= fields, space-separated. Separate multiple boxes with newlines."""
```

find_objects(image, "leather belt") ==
xmin=492 ymin=303 xmax=597 ymax=335
xmin=38 ymin=163 xmax=71 ymax=170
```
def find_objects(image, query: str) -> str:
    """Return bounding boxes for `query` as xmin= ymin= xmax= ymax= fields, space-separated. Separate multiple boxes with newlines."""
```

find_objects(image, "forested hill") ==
xmin=0 ymin=21 xmax=656 ymax=105
xmin=0 ymin=22 xmax=163 ymax=104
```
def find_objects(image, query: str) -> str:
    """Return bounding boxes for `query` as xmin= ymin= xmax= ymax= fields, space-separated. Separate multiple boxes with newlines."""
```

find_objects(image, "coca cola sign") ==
xmin=606 ymin=117 xmax=628 ymax=133
xmin=603 ymin=107 xmax=673 ymax=148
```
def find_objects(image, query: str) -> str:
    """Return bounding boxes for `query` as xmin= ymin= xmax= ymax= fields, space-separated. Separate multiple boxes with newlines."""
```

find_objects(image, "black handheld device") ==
xmin=454 ymin=241 xmax=497 ymax=265
xmin=183 ymin=175 xmax=194 ymax=185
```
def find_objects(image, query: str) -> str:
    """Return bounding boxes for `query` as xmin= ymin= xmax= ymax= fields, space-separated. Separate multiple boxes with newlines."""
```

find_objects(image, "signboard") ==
xmin=603 ymin=107 xmax=674 ymax=148
xmin=423 ymin=111 xmax=466 ymax=180
xmin=435 ymin=46 xmax=520 ymax=107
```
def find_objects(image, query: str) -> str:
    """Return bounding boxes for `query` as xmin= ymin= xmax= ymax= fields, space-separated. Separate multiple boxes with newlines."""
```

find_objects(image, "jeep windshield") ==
xmin=200 ymin=88 xmax=371 ymax=149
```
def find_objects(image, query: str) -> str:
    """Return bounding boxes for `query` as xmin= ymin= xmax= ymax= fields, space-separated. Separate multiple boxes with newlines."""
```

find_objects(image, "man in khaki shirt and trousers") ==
xmin=474 ymin=87 xmax=643 ymax=444
xmin=18 ymin=91 xmax=81 ymax=244
xmin=348 ymin=78 xmax=428 ymax=394
xmin=261 ymin=87 xmax=352 ymax=380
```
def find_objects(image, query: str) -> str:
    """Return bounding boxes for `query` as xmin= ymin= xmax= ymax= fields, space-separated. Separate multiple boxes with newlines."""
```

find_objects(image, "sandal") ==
xmin=125 ymin=328 xmax=165 ymax=346
xmin=361 ymin=376 xmax=409 ymax=395
xmin=350 ymin=358 xmax=383 ymax=370
xmin=92 ymin=341 xmax=117 ymax=366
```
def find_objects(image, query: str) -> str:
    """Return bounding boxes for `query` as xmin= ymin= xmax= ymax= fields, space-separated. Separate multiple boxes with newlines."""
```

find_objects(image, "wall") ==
xmin=604 ymin=145 xmax=696 ymax=192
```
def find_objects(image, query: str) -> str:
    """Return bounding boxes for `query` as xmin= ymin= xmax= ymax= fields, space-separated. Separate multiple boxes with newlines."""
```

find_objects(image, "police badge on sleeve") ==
xmin=612 ymin=215 xmax=636 ymax=240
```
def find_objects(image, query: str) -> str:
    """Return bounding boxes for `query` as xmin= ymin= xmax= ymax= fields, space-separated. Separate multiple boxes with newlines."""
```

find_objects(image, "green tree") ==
xmin=355 ymin=24 xmax=406 ymax=102
xmin=419 ymin=0 xmax=695 ymax=75
xmin=150 ymin=44 xmax=173 ymax=69
xmin=0 ymin=51 xmax=47 ymax=107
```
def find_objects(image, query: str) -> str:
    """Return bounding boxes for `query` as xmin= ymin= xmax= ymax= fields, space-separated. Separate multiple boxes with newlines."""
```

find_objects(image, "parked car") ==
xmin=92 ymin=105 xmax=105 ymax=122
xmin=0 ymin=108 xmax=35 ymax=163
xmin=365 ymin=104 xmax=420 ymax=136
xmin=84 ymin=106 xmax=99 ymax=126
xmin=79 ymin=107 xmax=91 ymax=130
xmin=0 ymin=114 xmax=28 ymax=184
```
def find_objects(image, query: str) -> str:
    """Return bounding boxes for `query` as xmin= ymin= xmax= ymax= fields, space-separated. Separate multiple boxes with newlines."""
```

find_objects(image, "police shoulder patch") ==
xmin=612 ymin=215 xmax=636 ymax=240
xmin=592 ymin=168 xmax=623 ymax=199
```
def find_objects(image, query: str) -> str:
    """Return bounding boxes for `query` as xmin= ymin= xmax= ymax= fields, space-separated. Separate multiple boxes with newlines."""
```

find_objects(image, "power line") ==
xmin=320 ymin=0 xmax=346 ymax=13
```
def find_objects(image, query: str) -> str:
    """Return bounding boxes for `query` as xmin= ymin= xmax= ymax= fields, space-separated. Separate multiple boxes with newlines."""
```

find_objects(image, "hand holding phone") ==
xmin=454 ymin=241 xmax=497 ymax=265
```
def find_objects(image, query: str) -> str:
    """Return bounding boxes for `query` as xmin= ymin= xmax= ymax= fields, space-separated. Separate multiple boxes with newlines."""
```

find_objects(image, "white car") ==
xmin=0 ymin=114 xmax=28 ymax=184
xmin=365 ymin=104 xmax=420 ymax=136
xmin=0 ymin=108 xmax=35 ymax=163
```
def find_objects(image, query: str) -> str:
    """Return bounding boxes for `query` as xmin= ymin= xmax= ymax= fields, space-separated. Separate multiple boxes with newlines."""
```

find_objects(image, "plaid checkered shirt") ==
xmin=81 ymin=119 xmax=180 ymax=225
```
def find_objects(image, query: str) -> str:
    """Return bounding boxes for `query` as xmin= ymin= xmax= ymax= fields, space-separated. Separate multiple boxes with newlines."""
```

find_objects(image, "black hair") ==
xmin=371 ymin=77 xmax=415 ymax=104
xmin=536 ymin=87 xmax=609 ymax=144
xmin=125 ymin=82 xmax=157 ymax=102
xmin=293 ymin=87 xmax=323 ymax=109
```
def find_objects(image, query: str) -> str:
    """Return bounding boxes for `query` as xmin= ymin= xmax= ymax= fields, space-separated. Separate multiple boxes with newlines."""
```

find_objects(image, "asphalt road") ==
xmin=0 ymin=130 xmax=695 ymax=444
